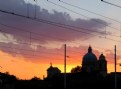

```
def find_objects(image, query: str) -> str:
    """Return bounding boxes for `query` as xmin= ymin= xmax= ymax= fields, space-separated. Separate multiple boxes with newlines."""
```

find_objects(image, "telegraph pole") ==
xmin=64 ymin=44 xmax=66 ymax=89
xmin=34 ymin=0 xmax=37 ymax=18
xmin=27 ymin=0 xmax=29 ymax=17
xmin=101 ymin=1 xmax=119 ymax=88
xmin=114 ymin=45 xmax=117 ymax=89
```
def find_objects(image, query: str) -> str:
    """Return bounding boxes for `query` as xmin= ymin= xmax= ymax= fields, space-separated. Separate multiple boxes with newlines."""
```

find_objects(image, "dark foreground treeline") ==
xmin=0 ymin=72 xmax=121 ymax=89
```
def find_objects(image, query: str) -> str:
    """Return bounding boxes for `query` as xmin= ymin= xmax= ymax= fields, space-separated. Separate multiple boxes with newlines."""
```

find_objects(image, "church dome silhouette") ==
xmin=82 ymin=46 xmax=98 ymax=72
xmin=82 ymin=46 xmax=97 ymax=63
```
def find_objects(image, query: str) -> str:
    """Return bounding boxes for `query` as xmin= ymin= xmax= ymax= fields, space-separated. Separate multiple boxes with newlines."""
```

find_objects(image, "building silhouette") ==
xmin=82 ymin=46 xmax=107 ymax=76
xmin=46 ymin=46 xmax=107 ymax=78
xmin=47 ymin=63 xmax=61 ymax=78
xmin=98 ymin=53 xmax=107 ymax=76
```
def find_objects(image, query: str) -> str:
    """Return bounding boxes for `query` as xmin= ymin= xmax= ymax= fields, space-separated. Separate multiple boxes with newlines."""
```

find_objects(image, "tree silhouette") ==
xmin=30 ymin=76 xmax=41 ymax=81
xmin=71 ymin=66 xmax=82 ymax=73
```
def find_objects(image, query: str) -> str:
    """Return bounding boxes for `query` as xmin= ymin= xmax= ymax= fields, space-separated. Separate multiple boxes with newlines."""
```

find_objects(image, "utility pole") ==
xmin=34 ymin=0 xmax=37 ymax=18
xmin=27 ymin=0 xmax=29 ymax=18
xmin=114 ymin=45 xmax=117 ymax=89
xmin=64 ymin=44 xmax=66 ymax=89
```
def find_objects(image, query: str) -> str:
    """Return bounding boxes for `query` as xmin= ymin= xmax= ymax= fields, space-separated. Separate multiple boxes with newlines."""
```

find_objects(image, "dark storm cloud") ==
xmin=0 ymin=0 xmax=110 ymax=61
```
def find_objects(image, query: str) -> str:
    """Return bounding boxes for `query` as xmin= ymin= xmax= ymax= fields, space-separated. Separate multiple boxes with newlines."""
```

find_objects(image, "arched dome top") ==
xmin=82 ymin=46 xmax=97 ymax=63
xmin=99 ymin=53 xmax=106 ymax=61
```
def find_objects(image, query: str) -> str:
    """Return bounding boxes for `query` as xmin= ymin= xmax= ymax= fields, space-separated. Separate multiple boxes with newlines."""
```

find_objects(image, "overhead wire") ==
xmin=58 ymin=0 xmax=121 ymax=37
xmin=101 ymin=0 xmax=121 ymax=9
xmin=1 ymin=1 xmax=120 ymax=48
xmin=0 ymin=21 xmax=66 ymax=42
xmin=0 ymin=21 xmax=121 ymax=62
xmin=0 ymin=29 xmax=49 ymax=47
xmin=0 ymin=32 xmax=120 ymax=65
xmin=0 ymin=2 xmax=121 ymax=58
xmin=0 ymin=43 xmax=117 ymax=64
xmin=0 ymin=28 xmax=119 ymax=58
xmin=59 ymin=0 xmax=121 ymax=23
xmin=0 ymin=21 xmax=95 ymax=49
xmin=0 ymin=34 xmax=116 ymax=62
xmin=0 ymin=9 xmax=121 ymax=43
xmin=0 ymin=49 xmax=63 ymax=60
xmin=26 ymin=0 xmax=29 ymax=17
xmin=0 ymin=5 xmax=120 ymax=38
xmin=0 ymin=10 xmax=121 ymax=58
xmin=0 ymin=41 xmax=118 ymax=63
xmin=47 ymin=0 xmax=121 ymax=41
xmin=0 ymin=1 xmax=121 ymax=71
xmin=0 ymin=21 xmax=90 ymax=48
xmin=0 ymin=28 xmax=65 ymax=58
xmin=34 ymin=0 xmax=37 ymax=18
xmin=47 ymin=0 xmax=121 ymax=32
xmin=0 ymin=45 xmax=63 ymax=56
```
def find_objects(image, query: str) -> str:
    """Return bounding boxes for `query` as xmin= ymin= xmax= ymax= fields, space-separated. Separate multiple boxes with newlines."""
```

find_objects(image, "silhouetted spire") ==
xmin=88 ymin=45 xmax=92 ymax=53
xmin=100 ymin=53 xmax=104 ymax=57
xmin=99 ymin=53 xmax=105 ymax=60
xmin=50 ymin=62 xmax=52 ymax=67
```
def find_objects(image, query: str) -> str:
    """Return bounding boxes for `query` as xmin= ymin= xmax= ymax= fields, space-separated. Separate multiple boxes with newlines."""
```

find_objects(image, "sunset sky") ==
xmin=0 ymin=0 xmax=121 ymax=79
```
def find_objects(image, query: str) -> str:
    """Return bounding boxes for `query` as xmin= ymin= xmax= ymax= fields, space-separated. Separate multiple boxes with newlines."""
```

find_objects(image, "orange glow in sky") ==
xmin=0 ymin=50 xmax=121 ymax=80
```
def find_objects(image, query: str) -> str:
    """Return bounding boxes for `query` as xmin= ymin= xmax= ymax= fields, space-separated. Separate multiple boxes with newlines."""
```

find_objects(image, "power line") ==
xmin=0 ymin=11 xmax=96 ymax=40
xmin=1 ymin=27 xmax=121 ymax=55
xmin=34 ymin=0 xmax=37 ymax=18
xmin=47 ymin=0 xmax=121 ymax=32
xmin=0 ymin=22 xmax=66 ymax=42
xmin=0 ymin=29 xmax=48 ymax=47
xmin=0 ymin=50 xmax=63 ymax=60
xmin=0 ymin=8 xmax=121 ymax=43
xmin=2 ymin=31 xmax=117 ymax=59
xmin=26 ymin=0 xmax=29 ymax=17
xmin=0 ymin=21 xmax=108 ymax=51
xmin=59 ymin=0 xmax=121 ymax=23
xmin=0 ymin=0 xmax=120 ymax=65
xmin=59 ymin=0 xmax=121 ymax=38
xmin=0 ymin=21 xmax=98 ymax=46
xmin=1 ymin=33 xmax=120 ymax=59
xmin=0 ymin=12 xmax=102 ymax=42
xmin=0 ymin=3 xmax=120 ymax=37
xmin=0 ymin=45 xmax=63 ymax=56
xmin=101 ymin=0 xmax=121 ymax=9
xmin=0 ymin=32 xmax=121 ymax=58
xmin=1 ymin=20 xmax=121 ymax=44
xmin=0 ymin=39 xmax=120 ymax=64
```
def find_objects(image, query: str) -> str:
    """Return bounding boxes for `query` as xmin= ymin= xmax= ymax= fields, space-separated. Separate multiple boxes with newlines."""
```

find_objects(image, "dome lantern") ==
xmin=88 ymin=46 xmax=92 ymax=53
